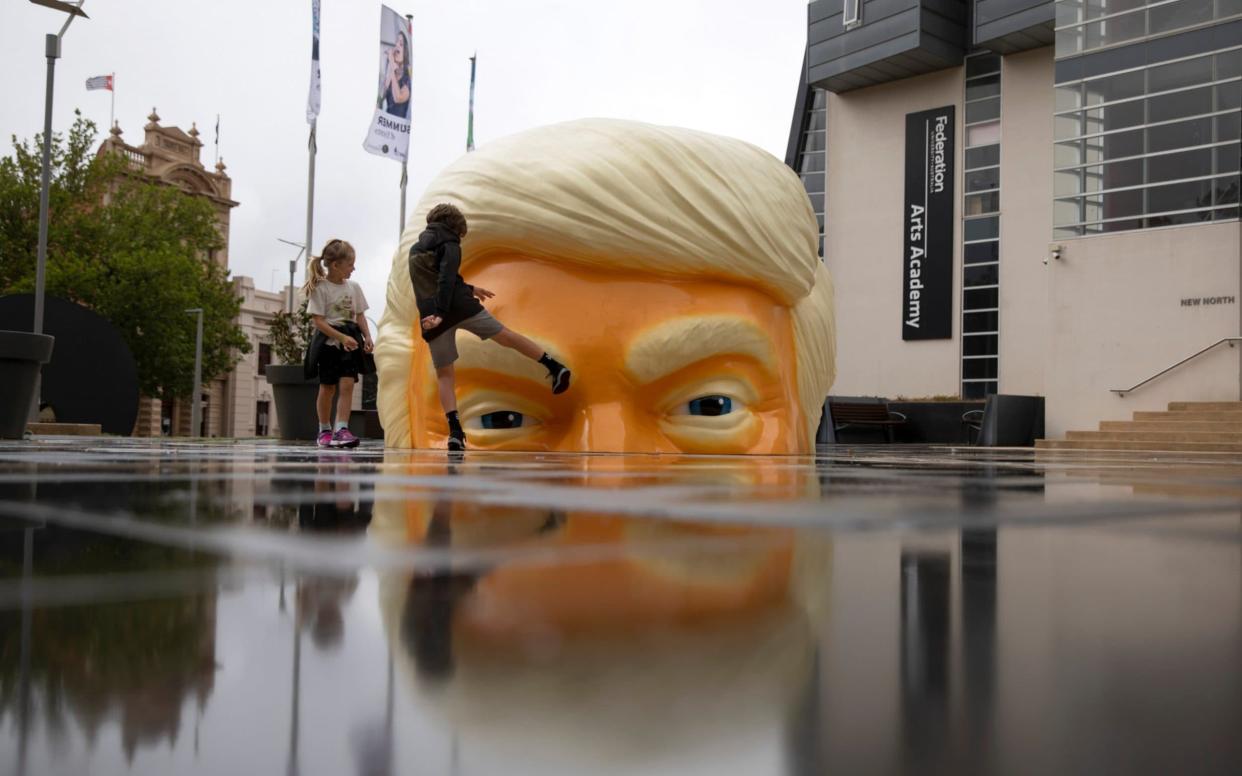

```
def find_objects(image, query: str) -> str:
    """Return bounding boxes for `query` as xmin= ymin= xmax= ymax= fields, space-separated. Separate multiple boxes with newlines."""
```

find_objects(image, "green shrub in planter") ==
xmin=264 ymin=302 xmax=322 ymax=441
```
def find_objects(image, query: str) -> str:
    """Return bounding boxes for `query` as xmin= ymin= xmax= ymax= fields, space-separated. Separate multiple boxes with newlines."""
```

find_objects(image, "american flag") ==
xmin=85 ymin=74 xmax=113 ymax=91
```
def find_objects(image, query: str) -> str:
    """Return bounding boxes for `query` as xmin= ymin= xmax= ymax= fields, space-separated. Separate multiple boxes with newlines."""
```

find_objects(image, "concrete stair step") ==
xmin=1036 ymin=439 xmax=1242 ymax=453
xmin=1068 ymin=430 xmax=1242 ymax=443
xmin=1167 ymin=401 xmax=1242 ymax=412
xmin=1100 ymin=420 xmax=1242 ymax=432
xmin=1133 ymin=411 xmax=1242 ymax=422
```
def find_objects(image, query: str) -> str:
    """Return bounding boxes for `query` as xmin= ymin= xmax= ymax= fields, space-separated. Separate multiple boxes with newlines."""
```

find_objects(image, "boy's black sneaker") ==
xmin=447 ymin=434 xmax=466 ymax=452
xmin=538 ymin=353 xmax=571 ymax=395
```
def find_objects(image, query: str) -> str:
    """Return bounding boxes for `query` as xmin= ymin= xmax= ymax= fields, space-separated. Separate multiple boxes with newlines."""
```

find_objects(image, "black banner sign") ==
xmin=902 ymin=106 xmax=955 ymax=341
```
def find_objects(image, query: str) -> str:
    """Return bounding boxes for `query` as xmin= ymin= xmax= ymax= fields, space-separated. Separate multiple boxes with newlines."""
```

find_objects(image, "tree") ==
xmin=0 ymin=112 xmax=250 ymax=398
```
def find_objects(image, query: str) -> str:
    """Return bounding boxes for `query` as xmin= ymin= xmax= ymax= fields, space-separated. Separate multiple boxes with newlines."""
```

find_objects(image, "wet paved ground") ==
xmin=0 ymin=438 xmax=1239 ymax=776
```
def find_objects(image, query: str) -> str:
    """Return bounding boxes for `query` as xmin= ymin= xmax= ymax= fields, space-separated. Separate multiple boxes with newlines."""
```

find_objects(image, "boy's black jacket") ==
xmin=303 ymin=321 xmax=377 ymax=380
xmin=408 ymin=222 xmax=483 ymax=341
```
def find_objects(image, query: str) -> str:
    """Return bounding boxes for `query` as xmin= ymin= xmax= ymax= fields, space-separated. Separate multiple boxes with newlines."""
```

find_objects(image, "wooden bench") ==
xmin=828 ymin=399 xmax=907 ymax=443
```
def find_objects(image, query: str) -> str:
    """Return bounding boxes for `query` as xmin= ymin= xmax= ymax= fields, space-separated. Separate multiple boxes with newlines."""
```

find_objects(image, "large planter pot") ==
xmin=265 ymin=364 xmax=323 ymax=441
xmin=0 ymin=330 xmax=55 ymax=439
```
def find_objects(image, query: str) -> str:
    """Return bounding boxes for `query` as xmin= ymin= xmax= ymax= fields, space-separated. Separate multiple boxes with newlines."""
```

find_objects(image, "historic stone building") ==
xmin=97 ymin=110 xmax=312 ymax=438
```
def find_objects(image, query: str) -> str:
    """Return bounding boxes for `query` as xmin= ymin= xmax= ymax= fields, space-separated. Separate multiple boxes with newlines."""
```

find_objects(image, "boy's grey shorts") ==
xmin=428 ymin=311 xmax=504 ymax=368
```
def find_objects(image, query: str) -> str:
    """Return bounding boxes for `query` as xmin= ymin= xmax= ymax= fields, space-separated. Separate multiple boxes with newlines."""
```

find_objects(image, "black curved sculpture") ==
xmin=0 ymin=295 xmax=139 ymax=435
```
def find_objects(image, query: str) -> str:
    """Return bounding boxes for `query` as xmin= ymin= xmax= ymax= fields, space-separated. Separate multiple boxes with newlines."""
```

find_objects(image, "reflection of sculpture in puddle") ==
xmin=375 ymin=118 xmax=836 ymax=454
xmin=370 ymin=458 xmax=831 ymax=771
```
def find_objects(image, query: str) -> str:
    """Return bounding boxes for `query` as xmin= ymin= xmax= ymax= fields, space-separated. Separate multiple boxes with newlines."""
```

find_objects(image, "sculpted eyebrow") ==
xmin=625 ymin=316 xmax=777 ymax=383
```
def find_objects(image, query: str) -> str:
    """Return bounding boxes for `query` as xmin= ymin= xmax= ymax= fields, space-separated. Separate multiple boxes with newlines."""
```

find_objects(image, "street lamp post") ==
xmin=277 ymin=238 xmax=306 ymax=313
xmin=27 ymin=0 xmax=88 ymax=423
xmin=185 ymin=308 xmax=203 ymax=437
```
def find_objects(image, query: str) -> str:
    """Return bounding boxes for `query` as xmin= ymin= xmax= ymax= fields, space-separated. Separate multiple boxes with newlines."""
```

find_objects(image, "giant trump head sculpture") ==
xmin=376 ymin=118 xmax=836 ymax=453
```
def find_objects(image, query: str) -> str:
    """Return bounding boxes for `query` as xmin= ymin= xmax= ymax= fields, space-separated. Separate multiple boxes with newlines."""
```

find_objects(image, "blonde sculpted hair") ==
xmin=376 ymin=118 xmax=836 ymax=446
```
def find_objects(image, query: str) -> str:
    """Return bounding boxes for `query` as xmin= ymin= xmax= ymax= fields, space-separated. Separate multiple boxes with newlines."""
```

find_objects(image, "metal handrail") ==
xmin=1111 ymin=337 xmax=1242 ymax=396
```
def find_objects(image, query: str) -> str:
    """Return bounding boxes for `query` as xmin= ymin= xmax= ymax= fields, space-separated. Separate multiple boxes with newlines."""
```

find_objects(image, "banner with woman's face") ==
xmin=363 ymin=4 xmax=412 ymax=162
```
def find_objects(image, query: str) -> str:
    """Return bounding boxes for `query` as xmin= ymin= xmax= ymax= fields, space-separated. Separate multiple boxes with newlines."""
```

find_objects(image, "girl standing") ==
xmin=303 ymin=239 xmax=373 ymax=448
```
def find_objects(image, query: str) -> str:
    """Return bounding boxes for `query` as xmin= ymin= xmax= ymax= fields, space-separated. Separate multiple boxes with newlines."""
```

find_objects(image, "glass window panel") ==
xmin=802 ymin=131 xmax=825 ymax=153
xmin=964 ymin=288 xmax=999 ymax=310
xmin=1147 ymin=210 xmax=1213 ymax=227
xmin=1083 ymin=11 xmax=1146 ymax=51
xmin=964 ymin=264 xmax=999 ymax=287
xmin=1149 ymin=117 xmax=1212 ymax=152
xmin=1084 ymin=70 xmax=1145 ymax=105
xmin=1056 ymin=85 xmax=1084 ymax=112
xmin=963 ymin=358 xmax=999 ymax=380
xmin=1056 ymin=140 xmax=1084 ymax=167
xmin=963 ymin=334 xmax=998 ymax=356
xmin=966 ymin=55 xmax=1001 ymax=79
xmin=1148 ymin=55 xmax=1213 ymax=93
xmin=1057 ymin=2 xmax=1083 ymax=27
xmin=1147 ymin=86 xmax=1213 ymax=123
xmin=1055 ymin=113 xmax=1083 ymax=140
xmin=811 ymin=89 xmax=827 ymax=110
xmin=1104 ymin=187 xmax=1145 ymax=218
xmin=965 ymin=191 xmax=1000 ymax=215
xmin=1147 ymin=177 xmax=1214 ymax=213
xmin=1086 ymin=0 xmax=1147 ymax=19
xmin=1101 ymin=218 xmax=1144 ymax=232
xmin=966 ymin=167 xmax=1000 ymax=192
xmin=1214 ymin=206 xmax=1240 ymax=220
xmin=807 ymin=111 xmax=826 ymax=132
xmin=967 ymin=121 xmax=1001 ymax=146
xmin=1217 ymin=49 xmax=1242 ymax=79
xmin=1055 ymin=198 xmax=1086 ymax=226
xmin=965 ymin=145 xmax=1000 ymax=169
xmin=801 ymin=173 xmax=823 ymax=195
xmin=1214 ymin=174 xmax=1240 ymax=204
xmin=1086 ymin=100 xmax=1145 ymax=133
xmin=808 ymin=193 xmax=824 ymax=213
xmin=964 ymin=241 xmax=999 ymax=264
xmin=1102 ymin=157 xmax=1144 ymax=189
xmin=1219 ymin=0 xmax=1242 ymax=17
xmin=1055 ymin=170 xmax=1083 ymax=196
xmin=1090 ymin=128 xmax=1144 ymax=160
xmin=1057 ymin=28 xmax=1084 ymax=56
xmin=1082 ymin=165 xmax=1106 ymax=192
xmin=1215 ymin=144 xmax=1241 ymax=173
xmin=1150 ymin=0 xmax=1213 ymax=35
xmin=967 ymin=99 xmax=1001 ymax=125
xmin=1148 ymin=148 xmax=1213 ymax=183
xmin=964 ymin=311 xmax=999 ymax=333
xmin=966 ymin=75 xmax=1000 ymax=102
xmin=965 ymin=217 xmax=1000 ymax=241
xmin=1216 ymin=84 xmax=1242 ymax=112
xmin=799 ymin=151 xmax=825 ymax=173
xmin=962 ymin=381 xmax=993 ymax=400
xmin=1217 ymin=111 xmax=1242 ymax=142
xmin=1054 ymin=226 xmax=1085 ymax=238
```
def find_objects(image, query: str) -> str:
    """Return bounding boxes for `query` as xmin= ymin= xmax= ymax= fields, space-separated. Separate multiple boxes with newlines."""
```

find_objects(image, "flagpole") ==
xmin=467 ymin=53 xmax=476 ymax=152
xmin=304 ymin=119 xmax=316 ymax=311
xmin=399 ymin=13 xmax=412 ymax=241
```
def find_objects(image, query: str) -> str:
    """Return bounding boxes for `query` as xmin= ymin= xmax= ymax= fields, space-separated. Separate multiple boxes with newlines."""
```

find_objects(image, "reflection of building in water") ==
xmin=0 ymin=525 xmax=219 ymax=763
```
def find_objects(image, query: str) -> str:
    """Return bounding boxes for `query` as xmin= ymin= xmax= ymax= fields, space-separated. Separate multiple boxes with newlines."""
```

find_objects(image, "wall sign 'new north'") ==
xmin=902 ymin=106 xmax=955 ymax=341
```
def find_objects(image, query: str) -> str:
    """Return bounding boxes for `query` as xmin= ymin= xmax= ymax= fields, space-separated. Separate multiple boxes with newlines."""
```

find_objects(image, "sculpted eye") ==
xmin=683 ymin=395 xmax=734 ymax=416
xmin=474 ymin=411 xmax=532 ymax=430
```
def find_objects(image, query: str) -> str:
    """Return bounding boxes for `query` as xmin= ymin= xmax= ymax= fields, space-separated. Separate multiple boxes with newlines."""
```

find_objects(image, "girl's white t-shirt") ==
xmin=307 ymin=280 xmax=369 ymax=346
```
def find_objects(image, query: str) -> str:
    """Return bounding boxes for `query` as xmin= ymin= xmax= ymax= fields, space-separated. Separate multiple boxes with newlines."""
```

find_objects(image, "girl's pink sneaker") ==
xmin=316 ymin=430 xmax=334 ymax=448
xmin=332 ymin=428 xmax=360 ymax=448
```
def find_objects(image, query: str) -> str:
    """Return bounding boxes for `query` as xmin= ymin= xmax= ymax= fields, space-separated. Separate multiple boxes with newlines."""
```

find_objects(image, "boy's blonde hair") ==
xmin=376 ymin=118 xmax=836 ymax=446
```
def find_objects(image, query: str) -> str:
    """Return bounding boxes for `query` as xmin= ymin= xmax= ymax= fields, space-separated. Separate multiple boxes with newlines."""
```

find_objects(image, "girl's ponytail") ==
xmin=300 ymin=239 xmax=354 ymax=297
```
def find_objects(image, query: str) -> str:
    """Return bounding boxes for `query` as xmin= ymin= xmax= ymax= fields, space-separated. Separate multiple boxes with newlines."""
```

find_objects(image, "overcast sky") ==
xmin=1 ymin=0 xmax=809 ymax=322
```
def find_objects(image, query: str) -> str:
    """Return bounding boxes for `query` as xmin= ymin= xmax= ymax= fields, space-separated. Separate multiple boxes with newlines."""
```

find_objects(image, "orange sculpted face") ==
xmin=408 ymin=258 xmax=806 ymax=453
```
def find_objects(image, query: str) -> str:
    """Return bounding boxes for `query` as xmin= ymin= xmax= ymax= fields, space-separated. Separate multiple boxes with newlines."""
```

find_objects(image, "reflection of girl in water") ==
xmin=381 ymin=29 xmax=411 ymax=119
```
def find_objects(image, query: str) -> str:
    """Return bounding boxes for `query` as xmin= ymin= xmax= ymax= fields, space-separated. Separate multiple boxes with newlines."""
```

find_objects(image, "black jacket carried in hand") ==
xmin=408 ymin=222 xmax=483 ymax=341
xmin=303 ymin=320 xmax=377 ymax=380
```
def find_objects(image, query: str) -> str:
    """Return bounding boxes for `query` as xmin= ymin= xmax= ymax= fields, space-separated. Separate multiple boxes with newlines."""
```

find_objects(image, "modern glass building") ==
xmin=789 ymin=0 xmax=1242 ymax=437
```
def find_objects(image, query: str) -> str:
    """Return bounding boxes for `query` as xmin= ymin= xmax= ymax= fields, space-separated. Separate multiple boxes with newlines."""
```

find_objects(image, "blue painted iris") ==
xmin=479 ymin=411 xmax=526 ymax=429
xmin=687 ymin=396 xmax=732 ymax=416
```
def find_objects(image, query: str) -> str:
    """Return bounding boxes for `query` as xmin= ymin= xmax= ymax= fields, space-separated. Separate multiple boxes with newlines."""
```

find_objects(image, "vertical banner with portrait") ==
xmin=362 ymin=5 xmax=412 ymax=162
xmin=306 ymin=0 xmax=321 ymax=124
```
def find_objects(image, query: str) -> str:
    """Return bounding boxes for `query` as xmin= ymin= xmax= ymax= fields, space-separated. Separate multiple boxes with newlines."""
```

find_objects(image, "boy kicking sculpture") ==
xmin=410 ymin=203 xmax=571 ymax=451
